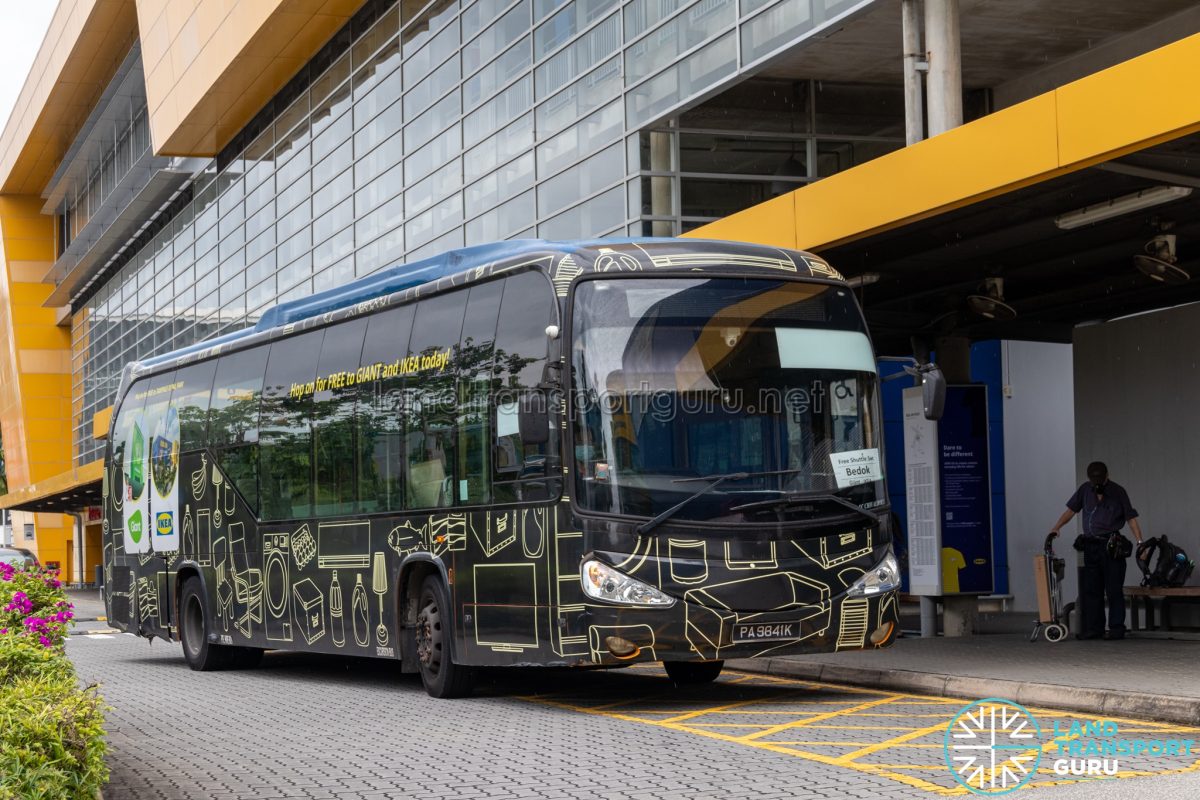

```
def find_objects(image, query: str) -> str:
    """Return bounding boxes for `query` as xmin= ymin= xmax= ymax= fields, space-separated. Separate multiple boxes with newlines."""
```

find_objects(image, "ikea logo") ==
xmin=155 ymin=511 xmax=174 ymax=537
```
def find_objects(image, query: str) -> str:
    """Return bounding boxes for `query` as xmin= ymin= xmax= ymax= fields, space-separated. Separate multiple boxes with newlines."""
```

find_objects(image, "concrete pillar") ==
xmin=924 ymin=0 xmax=963 ymax=136
xmin=901 ymin=0 xmax=925 ymax=146
xmin=649 ymin=131 xmax=673 ymax=237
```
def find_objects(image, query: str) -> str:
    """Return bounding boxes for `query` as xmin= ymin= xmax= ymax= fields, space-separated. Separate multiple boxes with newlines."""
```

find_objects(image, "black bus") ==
xmin=102 ymin=238 xmax=921 ymax=697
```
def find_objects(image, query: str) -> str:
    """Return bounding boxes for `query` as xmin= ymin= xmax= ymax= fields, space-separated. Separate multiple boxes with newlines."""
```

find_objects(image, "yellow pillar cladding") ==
xmin=0 ymin=195 xmax=74 ymax=570
xmin=688 ymin=32 xmax=1200 ymax=251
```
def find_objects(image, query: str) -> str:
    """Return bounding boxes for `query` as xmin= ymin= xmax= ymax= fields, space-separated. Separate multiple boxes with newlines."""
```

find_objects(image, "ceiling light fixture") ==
xmin=1054 ymin=185 xmax=1193 ymax=230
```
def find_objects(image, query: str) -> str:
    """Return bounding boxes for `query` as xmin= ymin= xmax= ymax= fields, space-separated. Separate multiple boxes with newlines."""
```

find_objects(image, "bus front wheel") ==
xmin=415 ymin=576 xmax=473 ymax=698
xmin=663 ymin=660 xmax=724 ymax=685
xmin=179 ymin=577 xmax=262 ymax=671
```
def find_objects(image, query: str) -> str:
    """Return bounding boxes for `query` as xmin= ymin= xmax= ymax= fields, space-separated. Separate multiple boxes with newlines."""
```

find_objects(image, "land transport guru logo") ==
xmin=944 ymin=698 xmax=1196 ymax=794
xmin=943 ymin=698 xmax=1042 ymax=794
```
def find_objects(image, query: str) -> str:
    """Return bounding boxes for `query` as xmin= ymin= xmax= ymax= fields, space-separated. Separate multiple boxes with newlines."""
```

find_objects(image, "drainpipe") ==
xmin=901 ymin=0 xmax=926 ymax=146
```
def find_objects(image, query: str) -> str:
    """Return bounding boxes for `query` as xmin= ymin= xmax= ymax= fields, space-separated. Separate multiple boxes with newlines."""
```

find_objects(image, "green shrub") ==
xmin=0 ymin=564 xmax=108 ymax=799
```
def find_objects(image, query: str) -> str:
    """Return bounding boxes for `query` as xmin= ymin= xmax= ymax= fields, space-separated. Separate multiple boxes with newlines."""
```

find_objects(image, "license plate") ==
xmin=733 ymin=622 xmax=797 ymax=643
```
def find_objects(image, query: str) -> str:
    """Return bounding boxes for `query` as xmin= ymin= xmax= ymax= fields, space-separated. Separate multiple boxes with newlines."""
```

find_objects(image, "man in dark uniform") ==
xmin=1049 ymin=461 xmax=1144 ymax=640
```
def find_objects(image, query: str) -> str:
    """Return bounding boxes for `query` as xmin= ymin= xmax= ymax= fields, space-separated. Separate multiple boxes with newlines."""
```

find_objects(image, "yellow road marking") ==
xmin=518 ymin=667 xmax=1200 ymax=797
xmin=739 ymin=694 xmax=903 ymax=741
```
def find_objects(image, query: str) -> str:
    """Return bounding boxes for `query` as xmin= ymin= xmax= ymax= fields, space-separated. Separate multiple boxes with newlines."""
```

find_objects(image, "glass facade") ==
xmin=71 ymin=0 xmax=884 ymax=466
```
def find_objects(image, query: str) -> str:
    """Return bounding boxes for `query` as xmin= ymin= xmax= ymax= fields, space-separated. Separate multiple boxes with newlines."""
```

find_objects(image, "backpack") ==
xmin=1135 ymin=536 xmax=1195 ymax=588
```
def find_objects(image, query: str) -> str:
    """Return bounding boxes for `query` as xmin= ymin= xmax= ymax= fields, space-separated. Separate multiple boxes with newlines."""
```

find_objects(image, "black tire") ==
xmin=663 ymin=660 xmax=724 ymax=685
xmin=415 ymin=576 xmax=473 ymax=698
xmin=179 ymin=578 xmax=261 ymax=671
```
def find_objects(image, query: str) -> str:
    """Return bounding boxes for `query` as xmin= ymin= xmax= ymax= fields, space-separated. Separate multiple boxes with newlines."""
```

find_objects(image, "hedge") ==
xmin=0 ymin=562 xmax=107 ymax=800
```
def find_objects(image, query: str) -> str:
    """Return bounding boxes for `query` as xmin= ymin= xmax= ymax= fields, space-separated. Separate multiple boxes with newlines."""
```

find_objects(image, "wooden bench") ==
xmin=1124 ymin=585 xmax=1200 ymax=633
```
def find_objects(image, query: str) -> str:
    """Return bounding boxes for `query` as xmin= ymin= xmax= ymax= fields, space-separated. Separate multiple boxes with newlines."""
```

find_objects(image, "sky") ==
xmin=0 ymin=3 xmax=60 ymax=136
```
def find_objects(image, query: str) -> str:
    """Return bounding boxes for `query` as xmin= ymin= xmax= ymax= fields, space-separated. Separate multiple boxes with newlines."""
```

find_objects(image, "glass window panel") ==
xmin=277 ymin=172 xmax=311 ymax=215
xmin=538 ymin=184 xmax=624 ymax=239
xmin=352 ymin=14 xmax=402 ymax=99
xmin=404 ymin=90 xmax=461 ymax=153
xmin=535 ymin=98 xmax=621 ymax=178
xmin=314 ymin=138 xmax=353 ymax=190
xmin=355 ymin=161 xmax=404 ymax=216
xmin=813 ymin=83 xmax=906 ymax=137
xmin=493 ymin=271 xmax=555 ymax=497
xmin=405 ymin=227 xmax=464 ymax=265
xmin=313 ymin=197 xmax=354 ymax=246
xmin=625 ymin=0 xmax=735 ymax=83
xmin=457 ymin=280 xmax=503 ymax=504
xmin=464 ymin=75 xmax=531 ymax=148
xmin=740 ymin=0 xmax=812 ymax=65
xmin=538 ymin=141 xmax=622 ymax=216
xmin=314 ymin=225 xmax=355 ymax=271
xmin=277 ymin=198 xmax=312 ymax=241
xmin=355 ymin=129 xmax=404 ymax=189
xmin=534 ymin=0 xmax=568 ymax=21
xmin=276 ymin=142 xmax=311 ymax=190
xmin=536 ymin=57 xmax=620 ymax=137
xmin=311 ymin=52 xmax=353 ymax=126
xmin=403 ymin=55 xmax=460 ymax=122
xmin=463 ymin=35 xmax=530 ymax=111
xmin=465 ymin=189 xmax=534 ymax=244
xmin=312 ymin=109 xmax=352 ymax=163
xmin=404 ymin=123 xmax=461 ymax=184
xmin=279 ymin=251 xmax=313 ymax=292
xmin=259 ymin=330 xmax=323 ymax=520
xmin=465 ymin=151 xmax=533 ymax=216
xmin=356 ymin=225 xmax=404 ymax=275
xmin=463 ymin=113 xmax=532 ymax=182
xmin=404 ymin=18 xmax=460 ymax=87
xmin=536 ymin=11 xmax=618 ymax=99
xmin=246 ymin=249 xmax=277 ymax=287
xmin=313 ymin=317 xmax=368 ymax=516
xmin=406 ymin=194 xmax=463 ymax=249
xmin=406 ymin=159 xmax=462 ymax=216
xmin=171 ymin=360 xmax=217 ymax=451
xmin=313 ymin=169 xmax=353 ymax=218
xmin=534 ymin=0 xmax=617 ymax=56
xmin=407 ymin=289 xmax=468 ymax=508
xmin=357 ymin=304 xmax=415 ymax=512
xmin=208 ymin=346 xmax=269 ymax=510
xmin=463 ymin=0 xmax=530 ymax=75
xmin=355 ymin=61 xmax=404 ymax=132
xmin=626 ymin=32 xmax=736 ymax=127
xmin=463 ymin=0 xmax=515 ymax=38
xmin=355 ymin=193 xmax=404 ymax=247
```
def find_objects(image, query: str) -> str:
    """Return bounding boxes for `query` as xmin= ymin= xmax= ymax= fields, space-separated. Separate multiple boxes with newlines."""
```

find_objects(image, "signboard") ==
xmin=903 ymin=384 xmax=995 ymax=596
xmin=903 ymin=387 xmax=942 ymax=595
xmin=937 ymin=385 xmax=994 ymax=595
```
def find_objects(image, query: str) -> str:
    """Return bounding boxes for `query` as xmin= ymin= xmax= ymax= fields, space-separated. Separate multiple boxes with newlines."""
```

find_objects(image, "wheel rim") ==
xmin=183 ymin=592 xmax=204 ymax=658
xmin=415 ymin=592 xmax=443 ymax=677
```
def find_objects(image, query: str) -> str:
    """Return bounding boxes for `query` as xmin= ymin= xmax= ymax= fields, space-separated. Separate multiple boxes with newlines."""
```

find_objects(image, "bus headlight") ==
xmin=582 ymin=560 xmax=676 ymax=607
xmin=846 ymin=551 xmax=901 ymax=598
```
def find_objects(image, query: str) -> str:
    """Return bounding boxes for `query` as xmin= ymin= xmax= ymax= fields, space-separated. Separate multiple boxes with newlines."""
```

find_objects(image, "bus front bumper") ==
xmin=582 ymin=588 xmax=900 ymax=665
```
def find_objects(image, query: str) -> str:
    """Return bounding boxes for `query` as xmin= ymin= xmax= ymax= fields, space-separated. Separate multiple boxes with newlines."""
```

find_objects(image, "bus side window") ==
xmin=493 ymin=271 xmax=555 ymax=503
xmin=207 ymin=347 xmax=269 ymax=514
xmin=259 ymin=330 xmax=323 ymax=521
xmin=456 ymin=280 xmax=503 ymax=506
xmin=357 ymin=304 xmax=415 ymax=513
xmin=313 ymin=317 xmax=367 ymax=517
xmin=408 ymin=290 xmax=469 ymax=509
xmin=172 ymin=360 xmax=217 ymax=452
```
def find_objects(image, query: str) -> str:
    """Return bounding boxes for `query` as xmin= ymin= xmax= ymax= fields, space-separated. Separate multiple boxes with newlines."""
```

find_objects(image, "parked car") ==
xmin=0 ymin=547 xmax=39 ymax=569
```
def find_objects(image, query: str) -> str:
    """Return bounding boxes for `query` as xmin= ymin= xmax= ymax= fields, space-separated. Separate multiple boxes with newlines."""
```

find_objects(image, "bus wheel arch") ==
xmin=397 ymin=558 xmax=450 ymax=673
xmin=174 ymin=564 xmax=205 ymax=638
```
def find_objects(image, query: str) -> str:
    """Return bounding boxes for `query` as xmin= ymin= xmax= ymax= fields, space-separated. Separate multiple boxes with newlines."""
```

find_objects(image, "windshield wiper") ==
xmin=636 ymin=468 xmax=807 ymax=535
xmin=730 ymin=491 xmax=880 ymax=525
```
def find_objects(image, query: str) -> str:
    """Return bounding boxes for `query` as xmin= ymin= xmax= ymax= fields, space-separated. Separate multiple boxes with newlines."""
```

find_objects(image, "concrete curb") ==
xmin=727 ymin=657 xmax=1200 ymax=726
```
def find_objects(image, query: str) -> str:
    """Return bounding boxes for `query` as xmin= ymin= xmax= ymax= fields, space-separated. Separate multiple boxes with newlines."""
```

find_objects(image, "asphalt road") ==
xmin=66 ymin=628 xmax=1200 ymax=800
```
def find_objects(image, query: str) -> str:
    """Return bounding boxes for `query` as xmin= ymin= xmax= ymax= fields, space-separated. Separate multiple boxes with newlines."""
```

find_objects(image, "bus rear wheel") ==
xmin=415 ymin=576 xmax=473 ymax=698
xmin=663 ymin=660 xmax=724 ymax=685
xmin=179 ymin=577 xmax=262 ymax=671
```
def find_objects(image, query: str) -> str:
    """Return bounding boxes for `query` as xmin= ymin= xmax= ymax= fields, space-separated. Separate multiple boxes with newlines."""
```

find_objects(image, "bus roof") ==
xmin=139 ymin=238 xmax=669 ymax=369
xmin=137 ymin=237 xmax=835 ymax=370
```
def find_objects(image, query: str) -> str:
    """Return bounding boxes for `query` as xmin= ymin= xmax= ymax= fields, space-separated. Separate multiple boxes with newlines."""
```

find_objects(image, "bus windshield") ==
xmin=571 ymin=277 xmax=884 ymax=526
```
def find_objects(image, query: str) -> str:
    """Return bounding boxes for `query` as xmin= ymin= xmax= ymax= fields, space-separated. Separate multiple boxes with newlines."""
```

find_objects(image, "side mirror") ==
xmin=517 ymin=392 xmax=550 ymax=444
xmin=921 ymin=366 xmax=946 ymax=421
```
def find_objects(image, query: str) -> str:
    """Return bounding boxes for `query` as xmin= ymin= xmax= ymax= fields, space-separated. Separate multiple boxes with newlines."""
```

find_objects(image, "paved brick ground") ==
xmin=67 ymin=633 xmax=1200 ymax=800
